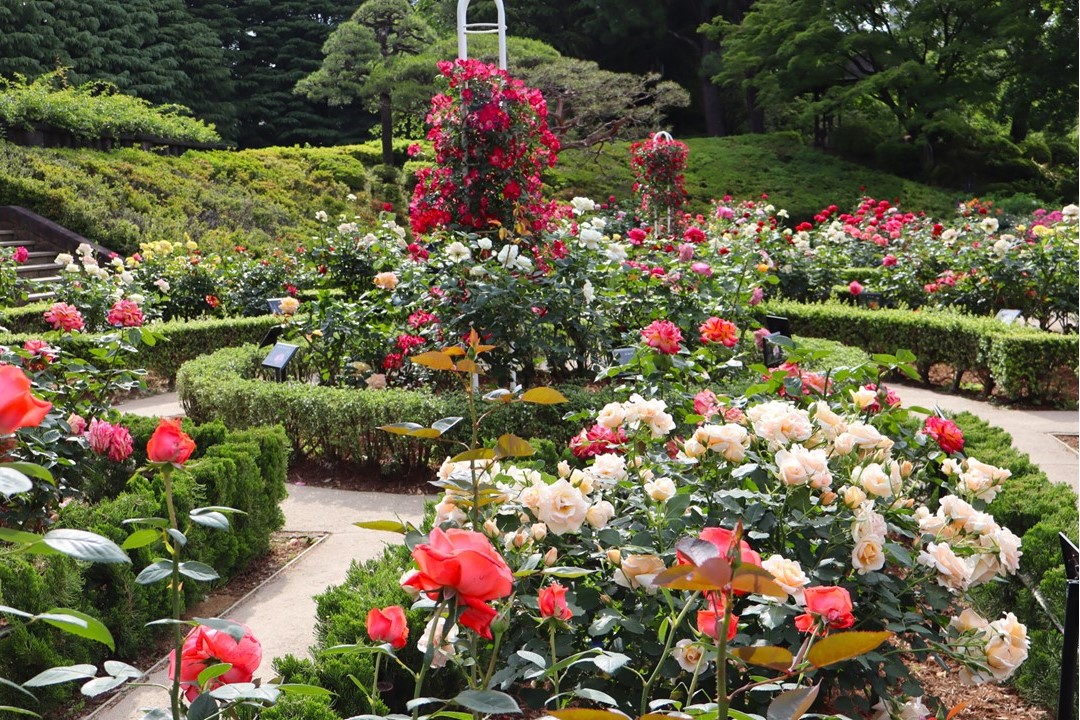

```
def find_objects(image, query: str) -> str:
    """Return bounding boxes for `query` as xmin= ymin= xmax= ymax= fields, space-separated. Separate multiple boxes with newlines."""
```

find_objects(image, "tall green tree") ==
xmin=296 ymin=0 xmax=435 ymax=165
xmin=230 ymin=0 xmax=360 ymax=147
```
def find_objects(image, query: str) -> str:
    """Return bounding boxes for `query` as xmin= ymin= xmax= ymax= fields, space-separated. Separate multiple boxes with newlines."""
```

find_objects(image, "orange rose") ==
xmin=402 ymin=528 xmax=513 ymax=639
xmin=146 ymin=417 xmax=196 ymax=465
xmin=0 ymin=364 xmax=51 ymax=435
xmin=795 ymin=586 xmax=855 ymax=634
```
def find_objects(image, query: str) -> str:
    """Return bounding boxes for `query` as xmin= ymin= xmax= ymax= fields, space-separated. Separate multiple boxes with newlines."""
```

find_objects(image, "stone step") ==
xmin=26 ymin=250 xmax=54 ymax=261
xmin=0 ymin=239 xmax=23 ymax=248
xmin=26 ymin=274 xmax=62 ymax=284
xmin=26 ymin=290 xmax=57 ymax=302
xmin=16 ymin=262 xmax=61 ymax=274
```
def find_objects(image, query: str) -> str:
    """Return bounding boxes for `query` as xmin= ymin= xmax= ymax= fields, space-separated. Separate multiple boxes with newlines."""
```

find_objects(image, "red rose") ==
xmin=795 ymin=586 xmax=855 ymax=634
xmin=696 ymin=608 xmax=737 ymax=642
xmin=538 ymin=582 xmax=573 ymax=621
xmin=402 ymin=528 xmax=513 ymax=639
xmin=169 ymin=623 xmax=262 ymax=702
xmin=0 ymin=364 xmax=52 ymax=435
xmin=147 ymin=417 xmax=196 ymax=465
xmin=924 ymin=416 xmax=964 ymax=455
xmin=366 ymin=606 xmax=409 ymax=649
xmin=679 ymin=527 xmax=761 ymax=568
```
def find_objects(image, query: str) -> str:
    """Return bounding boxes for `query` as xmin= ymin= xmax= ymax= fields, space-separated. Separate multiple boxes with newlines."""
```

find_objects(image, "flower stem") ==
xmin=639 ymin=591 xmax=699 ymax=715
xmin=162 ymin=465 xmax=183 ymax=720
xmin=547 ymin=622 xmax=560 ymax=706
xmin=372 ymin=653 xmax=382 ymax=705
xmin=716 ymin=606 xmax=731 ymax=720
xmin=412 ymin=599 xmax=447 ymax=720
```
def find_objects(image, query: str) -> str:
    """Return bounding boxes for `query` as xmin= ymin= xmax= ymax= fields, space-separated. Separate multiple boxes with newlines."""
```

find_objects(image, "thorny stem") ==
xmin=547 ymin=622 xmax=560 ymax=705
xmin=412 ymin=598 xmax=448 ymax=720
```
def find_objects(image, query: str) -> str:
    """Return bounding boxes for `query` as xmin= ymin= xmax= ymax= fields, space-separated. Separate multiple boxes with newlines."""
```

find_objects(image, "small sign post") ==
xmin=763 ymin=316 xmax=791 ymax=368
xmin=857 ymin=291 xmax=884 ymax=310
xmin=995 ymin=308 xmax=1023 ymax=325
xmin=261 ymin=342 xmax=299 ymax=382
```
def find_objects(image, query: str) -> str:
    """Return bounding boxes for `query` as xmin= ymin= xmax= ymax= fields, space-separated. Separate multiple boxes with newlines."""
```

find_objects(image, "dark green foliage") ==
xmin=0 ymin=420 xmax=289 ymax=713
xmin=956 ymin=411 xmax=1078 ymax=711
xmin=757 ymin=299 xmax=1079 ymax=403
xmin=258 ymin=694 xmax=341 ymax=720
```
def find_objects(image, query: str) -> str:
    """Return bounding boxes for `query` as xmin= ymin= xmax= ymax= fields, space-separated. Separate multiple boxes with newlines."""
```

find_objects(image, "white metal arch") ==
xmin=457 ymin=0 xmax=507 ymax=70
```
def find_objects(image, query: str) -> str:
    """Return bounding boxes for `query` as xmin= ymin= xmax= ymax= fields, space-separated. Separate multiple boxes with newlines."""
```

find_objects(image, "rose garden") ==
xmin=1 ymin=14 xmax=1079 ymax=720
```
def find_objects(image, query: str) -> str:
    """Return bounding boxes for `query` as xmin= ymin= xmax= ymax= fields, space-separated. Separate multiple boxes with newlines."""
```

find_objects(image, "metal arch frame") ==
xmin=457 ymin=0 xmax=507 ymax=70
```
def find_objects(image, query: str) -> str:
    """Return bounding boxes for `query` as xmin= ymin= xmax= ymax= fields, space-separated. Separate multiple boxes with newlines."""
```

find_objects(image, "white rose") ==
xmin=852 ymin=501 xmax=887 ymax=542
xmin=993 ymin=526 xmax=1022 ymax=574
xmin=605 ymin=243 xmax=628 ymax=263
xmin=416 ymin=615 xmax=458 ymax=669
xmin=775 ymin=448 xmax=810 ymax=486
xmin=644 ymin=476 xmax=676 ymax=502
xmin=915 ymin=506 xmax=947 ymax=536
xmin=477 ymin=238 xmax=492 ymax=251
xmin=445 ymin=241 xmax=472 ymax=263
xmin=531 ymin=523 xmax=548 ymax=541
xmin=843 ymin=485 xmax=867 ymax=509
xmin=518 ymin=483 xmax=543 ymax=511
xmin=585 ymin=500 xmax=615 ymax=529
xmin=66 ymin=263 xmax=81 ymax=273
xmin=579 ymin=227 xmax=603 ymax=249
xmin=154 ymin=278 xmax=170 ymax=293
xmin=949 ymin=608 xmax=989 ymax=634
xmin=852 ymin=536 xmax=887 ymax=574
xmin=583 ymin=280 xmax=595 ymax=304
xmin=55 ymin=253 xmax=74 ymax=266
xmin=850 ymin=386 xmax=877 ymax=410
xmin=979 ymin=217 xmax=1000 ymax=233
xmin=557 ymin=460 xmax=571 ymax=478
xmin=570 ymin=196 xmax=596 ymax=215
xmin=535 ymin=479 xmax=589 ymax=535
xmin=623 ymin=394 xmax=676 ymax=438
xmin=434 ymin=497 xmax=466 ymax=526
xmin=681 ymin=437 xmax=706 ymax=459
xmin=496 ymin=244 xmax=520 ymax=267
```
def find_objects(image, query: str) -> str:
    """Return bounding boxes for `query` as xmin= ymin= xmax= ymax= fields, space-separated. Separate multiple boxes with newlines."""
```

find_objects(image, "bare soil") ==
xmin=1053 ymin=434 xmax=1079 ymax=453
xmin=287 ymin=456 xmax=435 ymax=494
xmin=909 ymin=654 xmax=1050 ymax=719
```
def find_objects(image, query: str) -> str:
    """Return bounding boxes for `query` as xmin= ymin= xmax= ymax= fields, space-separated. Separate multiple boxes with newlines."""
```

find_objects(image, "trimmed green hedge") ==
xmin=0 ymin=313 xmax=280 ymax=380
xmin=176 ymin=345 xmax=614 ymax=472
xmin=759 ymin=300 xmax=1079 ymax=403
xmin=957 ymin=411 xmax=1078 ymax=712
xmin=0 ymin=419 xmax=288 ymax=713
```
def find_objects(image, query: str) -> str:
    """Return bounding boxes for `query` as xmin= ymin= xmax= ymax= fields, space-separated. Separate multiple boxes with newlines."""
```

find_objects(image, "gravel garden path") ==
xmin=82 ymin=387 xmax=1077 ymax=719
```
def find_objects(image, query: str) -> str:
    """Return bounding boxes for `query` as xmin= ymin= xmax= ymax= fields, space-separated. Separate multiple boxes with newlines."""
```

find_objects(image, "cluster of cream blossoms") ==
xmin=914 ymin=494 xmax=1021 ymax=591
xmin=941 ymin=456 xmax=1011 ymax=503
xmin=596 ymin=394 xmax=677 ymax=439
xmin=948 ymin=608 xmax=1029 ymax=684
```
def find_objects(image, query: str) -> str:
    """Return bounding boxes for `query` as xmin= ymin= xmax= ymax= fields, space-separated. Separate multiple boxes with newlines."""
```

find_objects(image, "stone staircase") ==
xmin=0 ymin=207 xmax=113 ymax=305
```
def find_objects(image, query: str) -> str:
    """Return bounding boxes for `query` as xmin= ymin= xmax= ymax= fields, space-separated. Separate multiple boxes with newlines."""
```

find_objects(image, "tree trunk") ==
xmin=745 ymin=85 xmax=765 ymax=133
xmin=380 ymin=92 xmax=394 ymax=166
xmin=700 ymin=74 xmax=726 ymax=136
xmin=1009 ymin=106 xmax=1030 ymax=144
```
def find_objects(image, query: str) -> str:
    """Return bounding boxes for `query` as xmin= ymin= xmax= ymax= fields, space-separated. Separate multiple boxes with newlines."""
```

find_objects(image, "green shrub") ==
xmin=956 ymin=411 xmax=1078 ymax=712
xmin=0 ymin=420 xmax=289 ymax=714
xmin=758 ymin=299 xmax=1078 ymax=402
xmin=176 ymin=345 xmax=610 ymax=471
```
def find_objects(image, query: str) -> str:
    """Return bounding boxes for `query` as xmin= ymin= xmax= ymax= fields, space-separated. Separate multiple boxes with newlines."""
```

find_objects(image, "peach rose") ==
xmin=613 ymin=553 xmax=666 ymax=592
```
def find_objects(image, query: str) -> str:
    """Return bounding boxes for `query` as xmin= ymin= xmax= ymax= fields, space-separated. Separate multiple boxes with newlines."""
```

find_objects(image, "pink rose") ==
xmin=641 ymin=320 xmax=683 ymax=354
xmin=848 ymin=280 xmax=864 ymax=296
xmin=169 ymin=623 xmax=262 ymax=701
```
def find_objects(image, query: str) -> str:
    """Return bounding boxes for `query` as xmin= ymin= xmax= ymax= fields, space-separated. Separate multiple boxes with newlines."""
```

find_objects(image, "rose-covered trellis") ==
xmin=630 ymin=132 xmax=689 ymax=235
xmin=409 ymin=59 xmax=560 ymax=237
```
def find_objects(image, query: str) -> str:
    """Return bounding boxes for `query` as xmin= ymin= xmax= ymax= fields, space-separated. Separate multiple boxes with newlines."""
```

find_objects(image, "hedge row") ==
xmin=956 ymin=411 xmax=1079 ymax=712
xmin=0 ymin=313 xmax=280 ymax=380
xmin=0 ymin=419 xmax=288 ymax=713
xmin=176 ymin=345 xmax=614 ymax=472
xmin=759 ymin=300 xmax=1079 ymax=403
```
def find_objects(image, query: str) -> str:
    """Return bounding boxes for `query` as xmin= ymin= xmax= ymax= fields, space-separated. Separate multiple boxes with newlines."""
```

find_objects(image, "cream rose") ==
xmin=596 ymin=402 xmax=626 ymax=429
xmin=918 ymin=542 xmax=972 ymax=591
xmin=673 ymin=639 xmax=709 ymax=673
xmin=588 ymin=453 xmax=627 ymax=488
xmin=843 ymin=485 xmax=868 ymax=509
xmin=762 ymin=555 xmax=809 ymax=596
xmin=695 ymin=423 xmax=750 ymax=462
xmin=984 ymin=613 xmax=1029 ymax=681
xmin=535 ymin=479 xmax=589 ymax=535
xmin=849 ymin=386 xmax=877 ymax=410
xmin=855 ymin=463 xmax=892 ymax=498
xmin=852 ymin=536 xmax=887 ymax=575
xmin=644 ymin=477 xmax=677 ymax=502
xmin=812 ymin=401 xmax=847 ymax=440
xmin=613 ymin=553 xmax=666 ymax=592
xmin=585 ymin=500 xmax=615 ymax=529
xmin=373 ymin=271 xmax=399 ymax=290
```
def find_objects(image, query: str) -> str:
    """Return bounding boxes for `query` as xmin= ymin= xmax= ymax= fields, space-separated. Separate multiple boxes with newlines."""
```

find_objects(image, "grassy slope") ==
xmin=0 ymin=133 xmax=962 ymax=256
xmin=551 ymin=133 xmax=961 ymax=221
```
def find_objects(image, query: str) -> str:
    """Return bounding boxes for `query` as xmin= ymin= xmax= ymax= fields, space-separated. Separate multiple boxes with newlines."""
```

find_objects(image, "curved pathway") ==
xmin=84 ymin=386 xmax=1077 ymax=718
